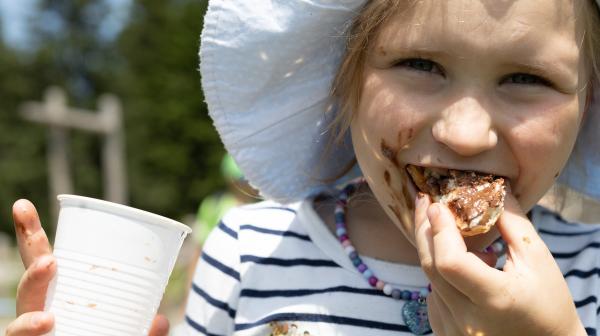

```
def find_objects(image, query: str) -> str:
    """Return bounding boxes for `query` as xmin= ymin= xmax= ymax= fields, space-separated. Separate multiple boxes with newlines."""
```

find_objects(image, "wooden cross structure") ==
xmin=20 ymin=87 xmax=128 ymax=224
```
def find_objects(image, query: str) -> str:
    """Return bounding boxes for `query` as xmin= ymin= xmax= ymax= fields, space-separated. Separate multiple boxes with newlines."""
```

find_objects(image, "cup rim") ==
xmin=57 ymin=194 xmax=192 ymax=234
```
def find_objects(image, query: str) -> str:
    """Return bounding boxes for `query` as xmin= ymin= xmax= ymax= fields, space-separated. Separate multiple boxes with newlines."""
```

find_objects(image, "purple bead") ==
xmin=357 ymin=264 xmax=367 ymax=272
xmin=411 ymin=291 xmax=419 ymax=300
xmin=401 ymin=290 xmax=411 ymax=300
xmin=428 ymin=283 xmax=432 ymax=292
xmin=391 ymin=289 xmax=402 ymax=300
xmin=368 ymin=276 xmax=378 ymax=286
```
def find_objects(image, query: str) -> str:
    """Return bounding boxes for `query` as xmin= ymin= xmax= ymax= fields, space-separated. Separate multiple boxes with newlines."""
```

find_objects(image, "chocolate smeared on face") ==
xmin=406 ymin=165 xmax=506 ymax=237
xmin=384 ymin=170 xmax=391 ymax=185
xmin=380 ymin=139 xmax=399 ymax=167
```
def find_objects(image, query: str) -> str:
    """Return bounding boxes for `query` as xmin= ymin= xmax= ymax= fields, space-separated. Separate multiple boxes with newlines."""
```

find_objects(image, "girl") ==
xmin=8 ymin=0 xmax=600 ymax=335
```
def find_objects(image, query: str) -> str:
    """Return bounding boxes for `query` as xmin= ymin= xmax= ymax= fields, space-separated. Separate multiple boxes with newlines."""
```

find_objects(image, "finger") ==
xmin=414 ymin=195 xmax=471 ymax=311
xmin=428 ymin=203 xmax=504 ymax=299
xmin=427 ymin=291 xmax=464 ymax=336
xmin=16 ymin=254 xmax=56 ymax=316
xmin=426 ymin=293 xmax=445 ymax=335
xmin=5 ymin=311 xmax=54 ymax=336
xmin=431 ymin=291 xmax=466 ymax=336
xmin=13 ymin=199 xmax=51 ymax=268
xmin=148 ymin=314 xmax=170 ymax=336
xmin=496 ymin=194 xmax=546 ymax=260
xmin=414 ymin=192 xmax=434 ymax=278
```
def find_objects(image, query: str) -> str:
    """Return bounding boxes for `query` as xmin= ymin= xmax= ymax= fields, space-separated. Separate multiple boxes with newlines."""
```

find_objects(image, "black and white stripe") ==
xmin=184 ymin=202 xmax=600 ymax=335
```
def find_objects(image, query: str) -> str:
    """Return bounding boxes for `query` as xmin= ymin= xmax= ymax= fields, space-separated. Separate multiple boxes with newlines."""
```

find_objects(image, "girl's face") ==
xmin=351 ymin=0 xmax=589 ymax=249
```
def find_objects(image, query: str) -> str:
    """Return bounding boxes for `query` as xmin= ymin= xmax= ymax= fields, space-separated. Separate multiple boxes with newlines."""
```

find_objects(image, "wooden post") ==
xmin=99 ymin=94 xmax=127 ymax=204
xmin=20 ymin=87 xmax=128 ymax=226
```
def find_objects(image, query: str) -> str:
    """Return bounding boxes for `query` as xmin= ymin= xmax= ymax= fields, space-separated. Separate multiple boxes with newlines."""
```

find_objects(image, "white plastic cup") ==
xmin=44 ymin=195 xmax=192 ymax=336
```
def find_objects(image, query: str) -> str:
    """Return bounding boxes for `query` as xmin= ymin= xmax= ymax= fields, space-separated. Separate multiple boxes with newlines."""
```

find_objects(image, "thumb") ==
xmin=496 ymin=194 xmax=545 ymax=263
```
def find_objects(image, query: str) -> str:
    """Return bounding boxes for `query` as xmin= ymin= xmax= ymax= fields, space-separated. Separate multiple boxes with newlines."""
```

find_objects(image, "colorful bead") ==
xmin=339 ymin=234 xmax=349 ymax=242
xmin=352 ymin=257 xmax=361 ymax=266
xmin=335 ymin=212 xmax=345 ymax=223
xmin=428 ymin=283 xmax=432 ymax=292
xmin=419 ymin=288 xmax=429 ymax=298
xmin=349 ymin=251 xmax=358 ymax=260
xmin=492 ymin=241 xmax=504 ymax=254
xmin=357 ymin=264 xmax=367 ymax=272
xmin=341 ymin=240 xmax=351 ymax=248
xmin=368 ymin=276 xmax=378 ymax=286
xmin=336 ymin=228 xmax=347 ymax=236
xmin=391 ymin=289 xmax=401 ymax=300
xmin=383 ymin=284 xmax=393 ymax=295
xmin=376 ymin=280 xmax=385 ymax=290
xmin=401 ymin=290 xmax=412 ymax=300
xmin=344 ymin=245 xmax=355 ymax=254
xmin=411 ymin=291 xmax=419 ymax=300
xmin=363 ymin=269 xmax=373 ymax=278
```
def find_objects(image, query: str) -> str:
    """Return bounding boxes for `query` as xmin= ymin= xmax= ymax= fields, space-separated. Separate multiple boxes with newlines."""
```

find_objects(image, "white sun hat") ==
xmin=200 ymin=0 xmax=600 ymax=204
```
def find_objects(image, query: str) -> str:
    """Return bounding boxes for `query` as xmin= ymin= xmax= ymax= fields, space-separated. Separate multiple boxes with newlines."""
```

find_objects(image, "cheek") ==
xmin=351 ymin=94 xmax=420 ymax=246
xmin=506 ymin=103 xmax=581 ymax=208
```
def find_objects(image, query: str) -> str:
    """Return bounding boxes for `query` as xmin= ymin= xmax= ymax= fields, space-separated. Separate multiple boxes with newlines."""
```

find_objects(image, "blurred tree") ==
xmin=0 ymin=1 xmax=225 ymax=238
xmin=113 ymin=0 xmax=223 ymax=219
xmin=0 ymin=27 xmax=50 ymax=239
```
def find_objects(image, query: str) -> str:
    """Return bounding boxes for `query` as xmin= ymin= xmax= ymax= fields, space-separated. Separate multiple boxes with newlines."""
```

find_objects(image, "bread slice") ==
xmin=406 ymin=165 xmax=506 ymax=236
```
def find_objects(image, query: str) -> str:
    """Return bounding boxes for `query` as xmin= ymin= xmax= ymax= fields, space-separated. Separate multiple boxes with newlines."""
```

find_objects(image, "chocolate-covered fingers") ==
xmin=12 ymin=199 xmax=51 ymax=268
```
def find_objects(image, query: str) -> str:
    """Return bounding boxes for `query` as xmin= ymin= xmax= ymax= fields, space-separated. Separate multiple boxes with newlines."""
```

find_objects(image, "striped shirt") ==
xmin=184 ymin=200 xmax=600 ymax=335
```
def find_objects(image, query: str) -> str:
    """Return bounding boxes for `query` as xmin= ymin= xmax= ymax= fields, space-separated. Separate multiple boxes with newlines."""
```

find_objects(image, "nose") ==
xmin=431 ymin=96 xmax=498 ymax=156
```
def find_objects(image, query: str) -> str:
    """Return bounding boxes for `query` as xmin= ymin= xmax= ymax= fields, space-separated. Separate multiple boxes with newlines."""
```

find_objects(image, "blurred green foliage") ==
xmin=0 ymin=0 xmax=224 ymax=239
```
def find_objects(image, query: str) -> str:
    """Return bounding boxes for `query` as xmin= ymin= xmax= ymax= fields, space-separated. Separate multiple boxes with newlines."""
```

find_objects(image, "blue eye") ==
xmin=504 ymin=73 xmax=550 ymax=86
xmin=396 ymin=58 xmax=443 ymax=75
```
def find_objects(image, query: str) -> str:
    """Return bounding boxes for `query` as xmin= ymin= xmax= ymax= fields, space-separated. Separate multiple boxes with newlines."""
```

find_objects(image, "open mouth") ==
xmin=405 ymin=164 xmax=507 ymax=236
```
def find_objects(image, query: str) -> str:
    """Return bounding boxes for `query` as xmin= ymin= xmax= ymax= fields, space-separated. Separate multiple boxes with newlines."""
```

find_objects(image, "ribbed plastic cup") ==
xmin=44 ymin=195 xmax=192 ymax=336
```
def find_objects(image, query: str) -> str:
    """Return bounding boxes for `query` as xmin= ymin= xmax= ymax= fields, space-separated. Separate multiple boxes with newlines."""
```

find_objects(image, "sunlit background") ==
xmin=0 ymin=1 xmax=228 ymax=333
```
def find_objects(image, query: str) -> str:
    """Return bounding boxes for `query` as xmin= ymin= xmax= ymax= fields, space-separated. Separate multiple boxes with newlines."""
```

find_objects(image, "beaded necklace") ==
xmin=334 ymin=182 xmax=432 ymax=335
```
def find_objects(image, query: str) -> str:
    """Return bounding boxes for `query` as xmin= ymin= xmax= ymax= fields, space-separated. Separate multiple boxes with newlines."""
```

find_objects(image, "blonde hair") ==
xmin=330 ymin=0 xmax=600 ymax=142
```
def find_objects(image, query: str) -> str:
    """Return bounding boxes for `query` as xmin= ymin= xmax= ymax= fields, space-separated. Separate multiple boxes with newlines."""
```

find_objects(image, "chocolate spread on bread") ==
xmin=406 ymin=165 xmax=506 ymax=236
